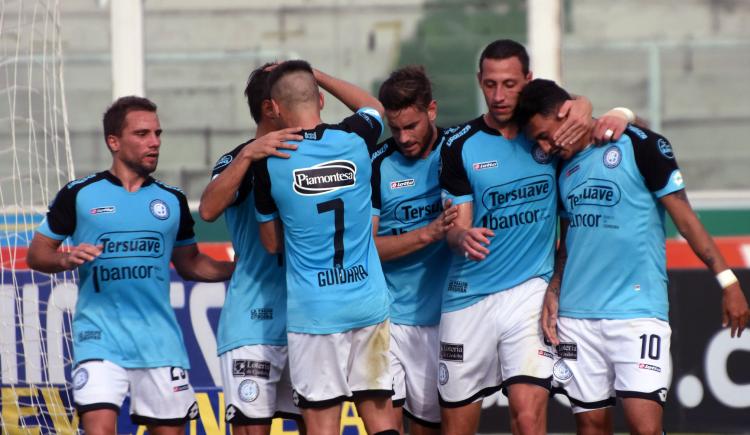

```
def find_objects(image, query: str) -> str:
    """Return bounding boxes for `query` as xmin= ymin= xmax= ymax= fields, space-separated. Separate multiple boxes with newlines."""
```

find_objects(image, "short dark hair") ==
xmin=244 ymin=63 xmax=274 ymax=124
xmin=267 ymin=60 xmax=314 ymax=94
xmin=479 ymin=39 xmax=530 ymax=75
xmin=102 ymin=96 xmax=157 ymax=141
xmin=514 ymin=79 xmax=572 ymax=127
xmin=378 ymin=65 xmax=433 ymax=112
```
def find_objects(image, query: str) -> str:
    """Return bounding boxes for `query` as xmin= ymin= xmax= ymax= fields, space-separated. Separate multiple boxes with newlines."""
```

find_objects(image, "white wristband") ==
xmin=716 ymin=269 xmax=738 ymax=289
xmin=612 ymin=107 xmax=636 ymax=123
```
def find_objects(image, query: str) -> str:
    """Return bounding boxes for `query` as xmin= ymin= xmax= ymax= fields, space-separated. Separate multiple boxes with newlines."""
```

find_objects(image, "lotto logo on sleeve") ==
xmin=293 ymin=160 xmax=356 ymax=195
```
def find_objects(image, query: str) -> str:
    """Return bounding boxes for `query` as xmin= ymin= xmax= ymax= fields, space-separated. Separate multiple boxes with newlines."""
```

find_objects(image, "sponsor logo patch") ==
xmin=556 ymin=342 xmax=578 ymax=360
xmin=438 ymin=362 xmax=449 ymax=385
xmin=188 ymin=402 xmax=199 ymax=419
xmin=657 ymin=138 xmax=674 ymax=159
xmin=233 ymin=360 xmax=271 ymax=379
xmin=96 ymin=231 xmax=165 ymax=259
xmin=292 ymin=390 xmax=300 ymax=406
xmin=225 ymin=405 xmax=236 ymax=422
xmin=250 ymin=308 xmax=273 ymax=320
xmin=78 ymin=331 xmax=101 ymax=342
xmin=213 ymin=154 xmax=233 ymax=171
xmin=638 ymin=363 xmax=662 ymax=373
xmin=394 ymin=195 xmax=441 ymax=224
xmin=390 ymin=179 xmax=415 ymax=189
xmin=304 ymin=131 xmax=317 ymax=140
xmin=440 ymin=342 xmax=464 ymax=362
xmin=447 ymin=280 xmax=468 ymax=293
xmin=538 ymin=350 xmax=554 ymax=359
xmin=565 ymin=164 xmax=580 ymax=177
xmin=149 ymin=199 xmax=170 ymax=220
xmin=481 ymin=175 xmax=553 ymax=210
xmin=657 ymin=388 xmax=668 ymax=403
xmin=473 ymin=160 xmax=498 ymax=171
xmin=238 ymin=379 xmax=260 ymax=403
xmin=445 ymin=125 xmax=471 ymax=147
xmin=603 ymin=145 xmax=622 ymax=169
xmin=293 ymin=160 xmax=356 ymax=196
xmin=72 ymin=368 xmax=89 ymax=390
xmin=566 ymin=178 xmax=622 ymax=210
xmin=672 ymin=170 xmax=684 ymax=187
xmin=552 ymin=360 xmax=573 ymax=381
xmin=173 ymin=384 xmax=190 ymax=392
xmin=90 ymin=206 xmax=116 ymax=215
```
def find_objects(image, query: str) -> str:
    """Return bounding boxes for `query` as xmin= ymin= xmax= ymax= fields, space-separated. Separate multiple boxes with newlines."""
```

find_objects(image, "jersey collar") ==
xmin=100 ymin=170 xmax=155 ymax=188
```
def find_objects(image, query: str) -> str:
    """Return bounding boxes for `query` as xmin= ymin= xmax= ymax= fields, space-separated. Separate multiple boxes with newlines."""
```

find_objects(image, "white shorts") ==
xmin=552 ymin=317 xmax=672 ymax=414
xmin=390 ymin=323 xmax=440 ymax=426
xmin=71 ymin=359 xmax=198 ymax=426
xmin=438 ymin=277 xmax=553 ymax=406
xmin=219 ymin=345 xmax=300 ymax=424
xmin=288 ymin=320 xmax=392 ymax=408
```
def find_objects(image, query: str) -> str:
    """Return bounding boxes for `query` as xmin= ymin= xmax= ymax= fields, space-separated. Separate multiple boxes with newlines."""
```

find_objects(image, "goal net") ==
xmin=0 ymin=0 xmax=78 ymax=433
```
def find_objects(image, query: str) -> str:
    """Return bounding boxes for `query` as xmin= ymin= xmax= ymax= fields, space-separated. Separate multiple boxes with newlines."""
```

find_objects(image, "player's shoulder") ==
xmin=63 ymin=171 xmax=107 ymax=191
xmin=212 ymin=141 xmax=250 ymax=173
xmin=440 ymin=117 xmax=483 ymax=155
xmin=152 ymin=178 xmax=188 ymax=202
xmin=371 ymin=138 xmax=398 ymax=166
xmin=621 ymin=125 xmax=673 ymax=155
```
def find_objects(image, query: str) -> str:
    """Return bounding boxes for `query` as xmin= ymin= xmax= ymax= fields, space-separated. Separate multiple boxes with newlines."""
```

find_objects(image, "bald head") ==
xmin=268 ymin=60 xmax=320 ymax=113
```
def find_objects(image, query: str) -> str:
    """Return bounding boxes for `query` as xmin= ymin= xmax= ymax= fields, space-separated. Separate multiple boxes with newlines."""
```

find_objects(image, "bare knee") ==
xmin=629 ymin=420 xmax=662 ymax=435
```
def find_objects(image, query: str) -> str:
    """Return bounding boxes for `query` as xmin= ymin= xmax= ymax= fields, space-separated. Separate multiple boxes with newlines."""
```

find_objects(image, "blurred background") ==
xmin=54 ymin=0 xmax=750 ymax=200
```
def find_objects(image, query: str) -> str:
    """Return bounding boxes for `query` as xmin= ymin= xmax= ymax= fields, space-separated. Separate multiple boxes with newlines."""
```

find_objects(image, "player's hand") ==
xmin=60 ymin=243 xmax=102 ymax=270
xmin=242 ymin=127 xmax=302 ymax=160
xmin=553 ymin=98 xmax=593 ymax=147
xmin=541 ymin=285 xmax=561 ymax=346
xmin=722 ymin=283 xmax=750 ymax=337
xmin=592 ymin=111 xmax=629 ymax=144
xmin=423 ymin=199 xmax=458 ymax=243
xmin=459 ymin=227 xmax=494 ymax=261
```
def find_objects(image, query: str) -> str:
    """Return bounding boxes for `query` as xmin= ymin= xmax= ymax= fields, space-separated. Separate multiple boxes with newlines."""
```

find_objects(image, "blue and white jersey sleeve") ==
xmin=630 ymin=126 xmax=684 ymax=198
xmin=38 ymin=181 xmax=79 ymax=240
xmin=210 ymin=142 xmax=253 ymax=207
xmin=337 ymin=107 xmax=384 ymax=154
xmin=253 ymin=158 xmax=279 ymax=222
xmin=172 ymin=188 xmax=197 ymax=247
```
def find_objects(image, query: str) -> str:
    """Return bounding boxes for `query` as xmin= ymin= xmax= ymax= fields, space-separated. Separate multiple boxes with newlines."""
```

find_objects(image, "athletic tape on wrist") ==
xmin=612 ymin=107 xmax=636 ymax=123
xmin=716 ymin=269 xmax=738 ymax=289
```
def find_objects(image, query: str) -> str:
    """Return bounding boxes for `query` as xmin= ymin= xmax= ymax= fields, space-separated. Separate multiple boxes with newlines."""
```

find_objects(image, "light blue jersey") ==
xmin=211 ymin=142 xmax=287 ymax=355
xmin=558 ymin=126 xmax=684 ymax=321
xmin=371 ymin=131 xmax=451 ymax=326
xmin=254 ymin=108 xmax=390 ymax=334
xmin=37 ymin=171 xmax=195 ymax=369
xmin=439 ymin=116 xmax=557 ymax=312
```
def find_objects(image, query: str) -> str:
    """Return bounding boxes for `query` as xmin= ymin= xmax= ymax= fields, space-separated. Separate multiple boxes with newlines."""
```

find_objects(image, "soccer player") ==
xmin=516 ymin=78 xmax=750 ymax=435
xmin=198 ymin=64 xmax=303 ymax=435
xmin=253 ymin=60 xmax=397 ymax=435
xmin=437 ymin=39 xmax=630 ymax=435
xmin=26 ymin=96 xmax=235 ymax=435
xmin=371 ymin=65 xmax=457 ymax=435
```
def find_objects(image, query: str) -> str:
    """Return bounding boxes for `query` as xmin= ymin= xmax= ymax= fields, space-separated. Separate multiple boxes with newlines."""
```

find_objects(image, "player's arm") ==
xmin=541 ymin=218 xmax=569 ymax=346
xmin=445 ymin=202 xmax=494 ymax=261
xmin=554 ymin=96 xmax=633 ymax=145
xmin=661 ymin=191 xmax=749 ymax=337
xmin=372 ymin=200 xmax=457 ymax=262
xmin=26 ymin=233 xmax=101 ymax=273
xmin=199 ymin=129 xmax=302 ymax=222
xmin=313 ymin=68 xmax=384 ymax=117
xmin=258 ymin=219 xmax=284 ymax=254
xmin=171 ymin=244 xmax=235 ymax=282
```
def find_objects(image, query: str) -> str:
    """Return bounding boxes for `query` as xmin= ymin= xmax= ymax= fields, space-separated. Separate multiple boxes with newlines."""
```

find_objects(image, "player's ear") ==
xmin=427 ymin=100 xmax=437 ymax=122
xmin=105 ymin=134 xmax=119 ymax=153
xmin=269 ymin=99 xmax=281 ymax=118
xmin=318 ymin=91 xmax=324 ymax=111
xmin=261 ymin=99 xmax=275 ymax=119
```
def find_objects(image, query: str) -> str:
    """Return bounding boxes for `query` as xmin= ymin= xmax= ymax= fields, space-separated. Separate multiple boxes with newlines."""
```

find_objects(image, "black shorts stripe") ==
xmin=392 ymin=398 xmax=406 ymax=408
xmin=351 ymin=389 xmax=394 ymax=401
xmin=294 ymin=393 xmax=350 ymax=409
xmin=501 ymin=375 xmax=552 ymax=396
xmin=438 ymin=384 xmax=502 ymax=408
xmin=616 ymin=389 xmax=667 ymax=407
xmin=75 ymin=402 xmax=120 ymax=415
xmin=551 ymin=386 xmax=616 ymax=410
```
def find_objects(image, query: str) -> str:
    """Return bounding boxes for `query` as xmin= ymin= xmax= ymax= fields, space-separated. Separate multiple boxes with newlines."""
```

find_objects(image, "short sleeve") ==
xmin=37 ymin=186 xmax=77 ymax=240
xmin=175 ymin=191 xmax=196 ymax=246
xmin=627 ymin=127 xmax=684 ymax=198
xmin=439 ymin=138 xmax=473 ymax=206
xmin=210 ymin=143 xmax=253 ymax=206
xmin=253 ymin=158 xmax=279 ymax=222
xmin=337 ymin=107 xmax=384 ymax=154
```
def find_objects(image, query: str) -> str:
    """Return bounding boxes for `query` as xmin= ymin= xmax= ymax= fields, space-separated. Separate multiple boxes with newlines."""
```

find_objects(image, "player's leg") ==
xmin=438 ymin=294 xmax=503 ymax=435
xmin=389 ymin=325 xmax=407 ymax=434
xmin=574 ymin=408 xmax=613 ymax=435
xmin=553 ymin=317 xmax=616 ymax=435
xmin=608 ymin=318 xmax=671 ymax=435
xmin=349 ymin=320 xmax=397 ymax=433
xmin=288 ymin=330 xmax=352 ymax=435
xmin=621 ymin=398 xmax=663 ymax=435
xmin=275 ymin=358 xmax=305 ymax=434
xmin=499 ymin=278 xmax=556 ymax=435
xmin=220 ymin=345 xmax=299 ymax=435
xmin=128 ymin=366 xmax=199 ymax=433
xmin=72 ymin=360 xmax=129 ymax=435
xmin=396 ymin=324 xmax=440 ymax=435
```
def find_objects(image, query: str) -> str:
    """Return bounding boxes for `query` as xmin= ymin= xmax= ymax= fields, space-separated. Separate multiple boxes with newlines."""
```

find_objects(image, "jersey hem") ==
xmin=217 ymin=338 xmax=288 ymax=355
xmin=287 ymin=312 xmax=388 ymax=335
xmin=558 ymin=311 xmax=669 ymax=322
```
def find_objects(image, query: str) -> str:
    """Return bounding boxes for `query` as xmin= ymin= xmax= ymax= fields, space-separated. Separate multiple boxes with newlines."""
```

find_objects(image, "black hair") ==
xmin=479 ymin=39 xmax=530 ymax=75
xmin=515 ymin=79 xmax=572 ymax=127
xmin=378 ymin=65 xmax=433 ymax=112
xmin=244 ymin=62 xmax=275 ymax=123
xmin=102 ymin=96 xmax=157 ymax=142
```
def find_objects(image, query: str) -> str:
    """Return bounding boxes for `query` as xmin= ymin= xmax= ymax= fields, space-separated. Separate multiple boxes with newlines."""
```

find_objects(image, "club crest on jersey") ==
xmin=657 ymin=138 xmax=674 ymax=159
xmin=90 ymin=206 xmax=116 ymax=215
xmin=293 ymin=160 xmax=356 ymax=195
xmin=473 ymin=160 xmax=498 ymax=171
xmin=532 ymin=145 xmax=551 ymax=164
xmin=72 ymin=368 xmax=89 ymax=390
xmin=438 ymin=362 xmax=449 ymax=385
xmin=149 ymin=199 xmax=170 ymax=220
xmin=603 ymin=145 xmax=622 ymax=168
xmin=238 ymin=379 xmax=259 ymax=402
